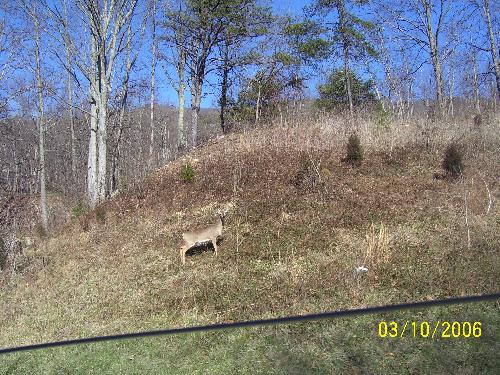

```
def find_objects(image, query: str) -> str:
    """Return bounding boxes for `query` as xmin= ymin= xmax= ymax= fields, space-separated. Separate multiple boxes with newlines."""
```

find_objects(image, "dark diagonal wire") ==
xmin=1 ymin=292 xmax=498 ymax=355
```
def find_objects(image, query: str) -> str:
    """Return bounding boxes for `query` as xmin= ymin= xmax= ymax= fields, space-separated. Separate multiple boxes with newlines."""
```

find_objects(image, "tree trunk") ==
xmin=97 ymin=79 xmax=108 ymax=202
xmin=343 ymin=44 xmax=354 ymax=117
xmin=111 ymin=101 xmax=127 ymax=193
xmin=176 ymin=46 xmax=187 ymax=150
xmin=148 ymin=1 xmax=157 ymax=171
xmin=255 ymin=83 xmax=261 ymax=125
xmin=472 ymin=51 xmax=481 ymax=114
xmin=63 ymin=0 xmax=76 ymax=182
xmin=177 ymin=87 xmax=185 ymax=150
xmin=82 ymin=0 xmax=137 ymax=205
xmin=338 ymin=2 xmax=353 ymax=117
xmin=220 ymin=65 xmax=229 ymax=133
xmin=110 ymin=19 xmax=133 ymax=194
xmin=482 ymin=0 xmax=500 ymax=99
xmin=87 ymin=33 xmax=99 ymax=208
xmin=448 ymin=56 xmax=455 ymax=117
xmin=190 ymin=77 xmax=202 ymax=148
xmin=34 ymin=10 xmax=48 ymax=233
xmin=424 ymin=2 xmax=444 ymax=114
xmin=138 ymin=106 xmax=144 ymax=176
xmin=88 ymin=96 xmax=98 ymax=208
xmin=220 ymin=41 xmax=230 ymax=133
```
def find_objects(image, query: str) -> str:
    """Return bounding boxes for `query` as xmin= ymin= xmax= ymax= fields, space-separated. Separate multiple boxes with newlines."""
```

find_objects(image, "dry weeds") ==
xmin=0 ymin=113 xmax=498 ymax=348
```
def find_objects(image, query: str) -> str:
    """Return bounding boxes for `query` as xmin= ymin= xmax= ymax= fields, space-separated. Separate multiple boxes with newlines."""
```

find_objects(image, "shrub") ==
xmin=442 ymin=143 xmax=463 ymax=178
xmin=344 ymin=133 xmax=363 ymax=165
xmin=0 ymin=237 xmax=6 ymax=270
xmin=179 ymin=162 xmax=196 ymax=182
xmin=374 ymin=101 xmax=390 ymax=133
xmin=35 ymin=223 xmax=47 ymax=238
xmin=95 ymin=206 xmax=106 ymax=224
xmin=292 ymin=152 xmax=323 ymax=191
xmin=80 ymin=215 xmax=90 ymax=232
xmin=473 ymin=113 xmax=482 ymax=128
xmin=71 ymin=202 xmax=87 ymax=219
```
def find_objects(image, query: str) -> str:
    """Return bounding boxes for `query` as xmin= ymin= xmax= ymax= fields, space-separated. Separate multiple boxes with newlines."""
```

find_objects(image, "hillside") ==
xmin=0 ymin=117 xmax=499 ymax=372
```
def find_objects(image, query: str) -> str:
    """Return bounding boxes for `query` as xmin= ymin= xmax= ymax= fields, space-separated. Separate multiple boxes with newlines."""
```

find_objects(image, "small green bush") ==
xmin=72 ymin=202 xmax=87 ymax=218
xmin=374 ymin=101 xmax=390 ymax=133
xmin=442 ymin=143 xmax=463 ymax=177
xmin=344 ymin=133 xmax=363 ymax=165
xmin=179 ymin=163 xmax=196 ymax=182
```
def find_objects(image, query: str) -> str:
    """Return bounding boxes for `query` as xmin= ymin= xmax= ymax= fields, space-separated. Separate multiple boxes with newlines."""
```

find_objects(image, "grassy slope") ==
xmin=0 ymin=121 xmax=499 ymax=373
xmin=2 ymin=303 xmax=498 ymax=374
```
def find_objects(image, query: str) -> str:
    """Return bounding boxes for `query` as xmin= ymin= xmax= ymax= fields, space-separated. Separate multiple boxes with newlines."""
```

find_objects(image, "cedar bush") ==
xmin=442 ymin=143 xmax=463 ymax=178
xmin=179 ymin=162 xmax=196 ymax=182
xmin=344 ymin=133 xmax=363 ymax=165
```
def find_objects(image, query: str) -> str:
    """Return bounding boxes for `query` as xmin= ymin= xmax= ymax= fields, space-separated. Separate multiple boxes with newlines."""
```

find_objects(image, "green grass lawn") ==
xmin=1 ymin=301 xmax=498 ymax=375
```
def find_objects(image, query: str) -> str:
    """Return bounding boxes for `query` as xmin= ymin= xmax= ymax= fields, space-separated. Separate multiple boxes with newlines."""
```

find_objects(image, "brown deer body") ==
xmin=179 ymin=210 xmax=226 ymax=265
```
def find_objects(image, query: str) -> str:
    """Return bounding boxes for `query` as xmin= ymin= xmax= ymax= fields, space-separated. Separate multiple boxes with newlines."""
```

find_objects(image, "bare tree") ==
xmin=18 ymin=0 xmax=49 ymax=231
xmin=161 ymin=1 xmax=188 ymax=150
xmin=480 ymin=0 xmax=500 ymax=98
xmin=110 ymin=13 xmax=145 ymax=194
xmin=380 ymin=0 xmax=467 ymax=116
xmin=0 ymin=3 xmax=19 ymax=118
xmin=62 ymin=0 xmax=77 ymax=182
xmin=148 ymin=0 xmax=158 ymax=171
xmin=49 ymin=0 xmax=139 ymax=207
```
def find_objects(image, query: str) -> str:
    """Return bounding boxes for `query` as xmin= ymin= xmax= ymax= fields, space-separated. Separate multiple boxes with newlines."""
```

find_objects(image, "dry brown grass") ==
xmin=364 ymin=222 xmax=391 ymax=269
xmin=0 ymin=113 xmax=498 ymax=348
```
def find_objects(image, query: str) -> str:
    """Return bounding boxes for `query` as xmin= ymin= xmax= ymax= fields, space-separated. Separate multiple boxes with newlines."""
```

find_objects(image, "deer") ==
xmin=179 ymin=209 xmax=227 ymax=265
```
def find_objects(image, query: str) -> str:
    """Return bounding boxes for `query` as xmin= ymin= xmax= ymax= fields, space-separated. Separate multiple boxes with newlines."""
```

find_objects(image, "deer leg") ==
xmin=180 ymin=246 xmax=186 ymax=265
xmin=212 ymin=238 xmax=218 ymax=257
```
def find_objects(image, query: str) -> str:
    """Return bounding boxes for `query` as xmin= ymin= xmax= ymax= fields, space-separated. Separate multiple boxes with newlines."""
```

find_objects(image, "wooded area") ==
xmin=0 ymin=0 xmax=499 ymax=232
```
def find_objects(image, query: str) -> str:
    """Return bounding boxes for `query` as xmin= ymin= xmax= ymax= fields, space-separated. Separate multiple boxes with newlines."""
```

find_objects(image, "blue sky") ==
xmin=151 ymin=0 xmax=493 ymax=109
xmin=2 ymin=0 xmax=498 ymax=113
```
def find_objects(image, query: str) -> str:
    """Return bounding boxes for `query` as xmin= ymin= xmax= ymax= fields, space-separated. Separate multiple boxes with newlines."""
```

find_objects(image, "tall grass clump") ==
xmin=0 ymin=237 xmax=6 ymax=270
xmin=95 ymin=206 xmax=106 ymax=224
xmin=179 ymin=162 xmax=196 ymax=182
xmin=442 ymin=143 xmax=463 ymax=178
xmin=343 ymin=133 xmax=363 ymax=165
xmin=292 ymin=152 xmax=323 ymax=191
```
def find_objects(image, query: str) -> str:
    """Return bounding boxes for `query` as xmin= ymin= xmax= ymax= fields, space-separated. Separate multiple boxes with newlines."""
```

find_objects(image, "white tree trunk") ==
xmin=148 ymin=0 xmax=157 ymax=171
xmin=177 ymin=48 xmax=186 ymax=150
xmin=190 ymin=78 xmax=202 ymax=148
xmin=255 ymin=83 xmax=261 ymax=125
xmin=472 ymin=51 xmax=481 ymax=114
xmin=63 ymin=0 xmax=76 ymax=181
xmin=87 ymin=96 xmax=98 ymax=208
xmin=77 ymin=0 xmax=138 ymax=205
xmin=34 ymin=11 xmax=48 ymax=232
xmin=97 ymin=81 xmax=108 ymax=202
